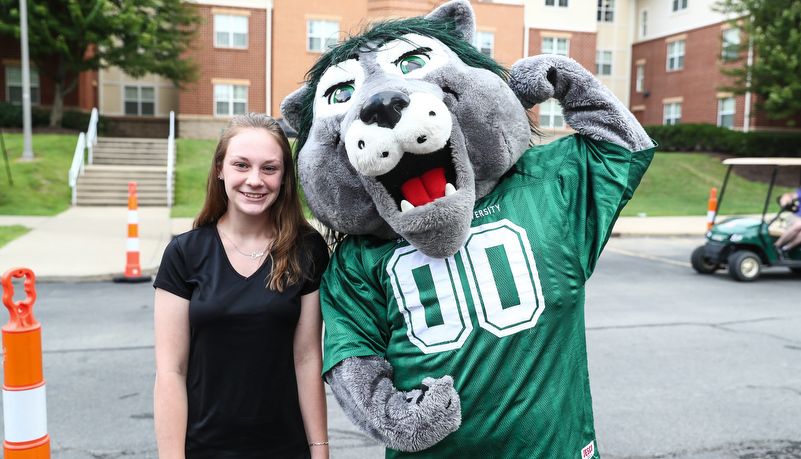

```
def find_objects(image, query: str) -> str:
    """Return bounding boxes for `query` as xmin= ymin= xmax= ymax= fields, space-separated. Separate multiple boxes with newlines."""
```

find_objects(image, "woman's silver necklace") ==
xmin=218 ymin=225 xmax=270 ymax=260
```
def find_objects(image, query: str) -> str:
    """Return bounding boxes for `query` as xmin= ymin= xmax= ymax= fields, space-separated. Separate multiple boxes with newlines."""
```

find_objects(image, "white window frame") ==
xmin=598 ymin=0 xmax=614 ymax=22
xmin=542 ymin=37 xmax=569 ymax=56
xmin=6 ymin=66 xmax=40 ymax=105
xmin=307 ymin=19 xmax=339 ymax=53
xmin=214 ymin=14 xmax=248 ymax=49
xmin=545 ymin=0 xmax=569 ymax=7
xmin=214 ymin=84 xmax=248 ymax=117
xmin=635 ymin=64 xmax=645 ymax=92
xmin=667 ymin=40 xmax=685 ymax=71
xmin=722 ymin=28 xmax=740 ymax=60
xmin=640 ymin=10 xmax=648 ymax=38
xmin=671 ymin=0 xmax=688 ymax=12
xmin=663 ymin=102 xmax=682 ymax=125
xmin=473 ymin=31 xmax=494 ymax=58
xmin=717 ymin=97 xmax=735 ymax=129
xmin=124 ymin=85 xmax=155 ymax=116
xmin=596 ymin=50 xmax=612 ymax=76
xmin=540 ymin=99 xmax=564 ymax=128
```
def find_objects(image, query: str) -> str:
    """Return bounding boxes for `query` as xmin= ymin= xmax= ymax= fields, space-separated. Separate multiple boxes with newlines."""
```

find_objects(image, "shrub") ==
xmin=0 ymin=101 xmax=108 ymax=135
xmin=644 ymin=123 xmax=801 ymax=157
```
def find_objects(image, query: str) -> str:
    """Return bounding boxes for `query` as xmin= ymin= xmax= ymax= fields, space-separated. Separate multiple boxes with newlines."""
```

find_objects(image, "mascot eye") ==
xmin=324 ymin=82 xmax=355 ymax=105
xmin=399 ymin=55 xmax=427 ymax=74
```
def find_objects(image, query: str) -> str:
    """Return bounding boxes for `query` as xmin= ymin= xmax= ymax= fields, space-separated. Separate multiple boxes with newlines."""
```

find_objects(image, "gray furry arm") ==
xmin=324 ymin=355 xmax=461 ymax=452
xmin=509 ymin=55 xmax=653 ymax=152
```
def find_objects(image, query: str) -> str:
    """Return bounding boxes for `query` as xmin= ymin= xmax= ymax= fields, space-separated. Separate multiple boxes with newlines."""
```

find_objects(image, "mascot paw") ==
xmin=326 ymin=356 xmax=461 ymax=452
xmin=388 ymin=375 xmax=462 ymax=451
xmin=509 ymin=54 xmax=596 ymax=109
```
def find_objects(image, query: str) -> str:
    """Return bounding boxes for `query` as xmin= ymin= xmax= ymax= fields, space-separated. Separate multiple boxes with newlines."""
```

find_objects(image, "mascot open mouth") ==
xmin=376 ymin=142 xmax=457 ymax=212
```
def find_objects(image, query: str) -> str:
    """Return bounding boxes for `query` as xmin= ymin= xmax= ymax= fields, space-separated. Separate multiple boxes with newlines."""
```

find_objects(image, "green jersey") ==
xmin=321 ymin=134 xmax=655 ymax=458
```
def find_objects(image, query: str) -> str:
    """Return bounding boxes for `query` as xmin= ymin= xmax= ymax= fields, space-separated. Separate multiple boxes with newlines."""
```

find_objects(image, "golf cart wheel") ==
xmin=727 ymin=250 xmax=762 ymax=282
xmin=691 ymin=246 xmax=719 ymax=274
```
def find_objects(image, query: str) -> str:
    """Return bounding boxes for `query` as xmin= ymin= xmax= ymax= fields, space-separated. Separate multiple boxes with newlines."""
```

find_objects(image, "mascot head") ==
xmin=281 ymin=0 xmax=532 ymax=258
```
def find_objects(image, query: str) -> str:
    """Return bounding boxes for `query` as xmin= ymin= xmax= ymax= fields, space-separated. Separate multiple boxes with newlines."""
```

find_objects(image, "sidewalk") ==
xmin=0 ymin=207 xmax=710 ymax=282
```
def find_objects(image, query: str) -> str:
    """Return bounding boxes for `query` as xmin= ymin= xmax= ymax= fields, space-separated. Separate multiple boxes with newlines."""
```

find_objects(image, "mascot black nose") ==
xmin=360 ymin=91 xmax=410 ymax=129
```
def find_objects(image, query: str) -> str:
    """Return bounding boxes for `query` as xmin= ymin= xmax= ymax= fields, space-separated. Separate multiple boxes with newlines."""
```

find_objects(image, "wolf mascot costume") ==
xmin=281 ymin=1 xmax=655 ymax=457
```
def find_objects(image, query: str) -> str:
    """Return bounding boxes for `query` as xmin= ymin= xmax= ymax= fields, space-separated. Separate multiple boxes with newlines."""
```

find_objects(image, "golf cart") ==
xmin=691 ymin=157 xmax=801 ymax=281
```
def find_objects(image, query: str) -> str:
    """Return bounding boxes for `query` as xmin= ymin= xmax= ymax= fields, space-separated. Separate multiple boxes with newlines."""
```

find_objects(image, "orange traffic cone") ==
xmin=706 ymin=188 xmax=718 ymax=231
xmin=2 ymin=267 xmax=50 ymax=459
xmin=114 ymin=182 xmax=151 ymax=283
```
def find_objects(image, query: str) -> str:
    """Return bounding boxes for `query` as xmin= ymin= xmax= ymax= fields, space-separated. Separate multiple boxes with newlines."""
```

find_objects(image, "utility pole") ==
xmin=19 ymin=0 xmax=34 ymax=160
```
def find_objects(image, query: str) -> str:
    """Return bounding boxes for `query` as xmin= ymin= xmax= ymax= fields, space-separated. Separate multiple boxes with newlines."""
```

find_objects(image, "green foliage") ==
xmin=0 ymin=102 xmax=109 ymax=135
xmin=644 ymin=123 xmax=801 ymax=157
xmin=0 ymin=102 xmax=49 ymax=128
xmin=0 ymin=133 xmax=74 ymax=215
xmin=622 ymin=152 xmax=794 ymax=217
xmin=0 ymin=224 xmax=30 ymax=249
xmin=714 ymin=0 xmax=801 ymax=123
xmin=0 ymin=0 xmax=200 ymax=126
xmin=171 ymin=138 xmax=215 ymax=219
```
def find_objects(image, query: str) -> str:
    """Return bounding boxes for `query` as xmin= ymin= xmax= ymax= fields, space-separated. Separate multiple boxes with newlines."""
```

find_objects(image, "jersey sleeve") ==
xmin=573 ymin=135 xmax=655 ymax=278
xmin=153 ymin=235 xmax=194 ymax=300
xmin=320 ymin=237 xmax=391 ymax=375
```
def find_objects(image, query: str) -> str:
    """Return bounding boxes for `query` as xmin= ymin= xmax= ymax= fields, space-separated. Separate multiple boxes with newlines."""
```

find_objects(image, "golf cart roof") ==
xmin=722 ymin=157 xmax=801 ymax=166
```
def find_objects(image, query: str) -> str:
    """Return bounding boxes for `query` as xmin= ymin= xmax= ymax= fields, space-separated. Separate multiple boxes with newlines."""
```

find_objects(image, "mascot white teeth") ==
xmin=281 ymin=1 xmax=656 ymax=457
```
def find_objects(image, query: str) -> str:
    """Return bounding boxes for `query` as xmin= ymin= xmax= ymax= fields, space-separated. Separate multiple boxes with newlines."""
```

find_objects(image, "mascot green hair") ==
xmin=281 ymin=1 xmax=655 ymax=457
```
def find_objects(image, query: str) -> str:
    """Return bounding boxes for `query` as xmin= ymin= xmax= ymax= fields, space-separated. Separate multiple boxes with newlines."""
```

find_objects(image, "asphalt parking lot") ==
xmin=1 ymin=236 xmax=799 ymax=458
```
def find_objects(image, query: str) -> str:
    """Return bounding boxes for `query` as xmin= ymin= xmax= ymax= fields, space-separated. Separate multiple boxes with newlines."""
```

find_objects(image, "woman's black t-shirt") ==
xmin=154 ymin=224 xmax=330 ymax=458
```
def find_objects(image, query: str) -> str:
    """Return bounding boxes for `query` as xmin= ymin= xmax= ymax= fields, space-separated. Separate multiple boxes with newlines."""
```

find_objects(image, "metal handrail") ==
xmin=167 ymin=110 xmax=175 ymax=207
xmin=85 ymin=108 xmax=98 ymax=165
xmin=68 ymin=132 xmax=87 ymax=206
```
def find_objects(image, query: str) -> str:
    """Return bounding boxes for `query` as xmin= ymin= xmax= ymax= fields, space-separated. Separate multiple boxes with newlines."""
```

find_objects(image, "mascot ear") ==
xmin=280 ymin=85 xmax=311 ymax=133
xmin=425 ymin=0 xmax=475 ymax=44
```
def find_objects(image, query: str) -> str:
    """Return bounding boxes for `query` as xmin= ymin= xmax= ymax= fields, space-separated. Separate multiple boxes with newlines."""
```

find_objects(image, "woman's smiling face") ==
xmin=218 ymin=128 xmax=284 ymax=220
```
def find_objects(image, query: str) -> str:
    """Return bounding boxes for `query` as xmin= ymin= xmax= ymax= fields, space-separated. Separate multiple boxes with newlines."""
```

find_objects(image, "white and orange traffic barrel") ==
xmin=114 ymin=182 xmax=151 ymax=283
xmin=2 ymin=267 xmax=50 ymax=458
xmin=706 ymin=188 xmax=718 ymax=231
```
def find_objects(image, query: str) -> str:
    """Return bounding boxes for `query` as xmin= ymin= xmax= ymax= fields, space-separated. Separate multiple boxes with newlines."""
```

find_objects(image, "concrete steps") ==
xmin=76 ymin=138 xmax=173 ymax=206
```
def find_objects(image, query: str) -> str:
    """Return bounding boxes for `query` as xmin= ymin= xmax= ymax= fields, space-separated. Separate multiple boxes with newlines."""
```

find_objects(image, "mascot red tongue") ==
xmin=401 ymin=168 xmax=446 ymax=206
xmin=280 ymin=0 xmax=655 ymax=456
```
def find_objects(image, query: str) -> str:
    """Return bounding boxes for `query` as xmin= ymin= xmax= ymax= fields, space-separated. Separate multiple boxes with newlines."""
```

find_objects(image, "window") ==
xmin=667 ymin=40 xmax=685 ymax=71
xmin=6 ymin=66 xmax=39 ymax=105
xmin=124 ymin=86 xmax=155 ymax=116
xmin=663 ymin=102 xmax=681 ymax=125
xmin=598 ymin=0 xmax=614 ymax=22
xmin=635 ymin=64 xmax=645 ymax=92
xmin=542 ymin=37 xmax=568 ymax=56
xmin=672 ymin=0 xmax=688 ymax=12
xmin=215 ymin=14 xmax=248 ymax=48
xmin=215 ymin=84 xmax=247 ymax=116
xmin=722 ymin=28 xmax=740 ymax=60
xmin=473 ymin=31 xmax=494 ymax=57
xmin=718 ymin=97 xmax=735 ymax=129
xmin=596 ymin=50 xmax=612 ymax=76
xmin=308 ymin=20 xmax=339 ymax=52
xmin=545 ymin=0 xmax=569 ymax=6
xmin=540 ymin=99 xmax=564 ymax=128
xmin=641 ymin=10 xmax=648 ymax=37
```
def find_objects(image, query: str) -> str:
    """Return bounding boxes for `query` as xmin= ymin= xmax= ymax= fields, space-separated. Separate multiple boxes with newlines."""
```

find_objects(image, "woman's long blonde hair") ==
xmin=194 ymin=113 xmax=315 ymax=292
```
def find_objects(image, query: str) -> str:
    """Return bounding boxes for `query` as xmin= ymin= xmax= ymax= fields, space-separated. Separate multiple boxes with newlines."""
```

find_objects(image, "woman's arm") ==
xmin=294 ymin=290 xmax=329 ymax=459
xmin=154 ymin=288 xmax=191 ymax=459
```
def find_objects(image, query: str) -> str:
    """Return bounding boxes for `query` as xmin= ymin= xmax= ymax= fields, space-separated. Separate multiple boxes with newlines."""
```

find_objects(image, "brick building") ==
xmin=630 ymin=0 xmax=801 ymax=131
xmin=2 ymin=0 xmax=799 ymax=139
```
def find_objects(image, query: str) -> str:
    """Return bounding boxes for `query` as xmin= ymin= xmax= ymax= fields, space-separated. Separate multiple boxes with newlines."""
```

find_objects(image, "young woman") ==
xmin=153 ymin=113 xmax=330 ymax=458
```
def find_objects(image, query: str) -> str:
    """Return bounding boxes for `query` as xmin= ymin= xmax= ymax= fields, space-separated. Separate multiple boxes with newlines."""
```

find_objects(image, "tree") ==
xmin=714 ymin=0 xmax=801 ymax=124
xmin=0 ymin=0 xmax=200 ymax=127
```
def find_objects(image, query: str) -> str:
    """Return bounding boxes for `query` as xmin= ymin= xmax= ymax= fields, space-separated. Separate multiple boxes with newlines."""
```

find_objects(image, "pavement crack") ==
xmin=43 ymin=345 xmax=155 ymax=354
xmin=588 ymin=317 xmax=801 ymax=345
